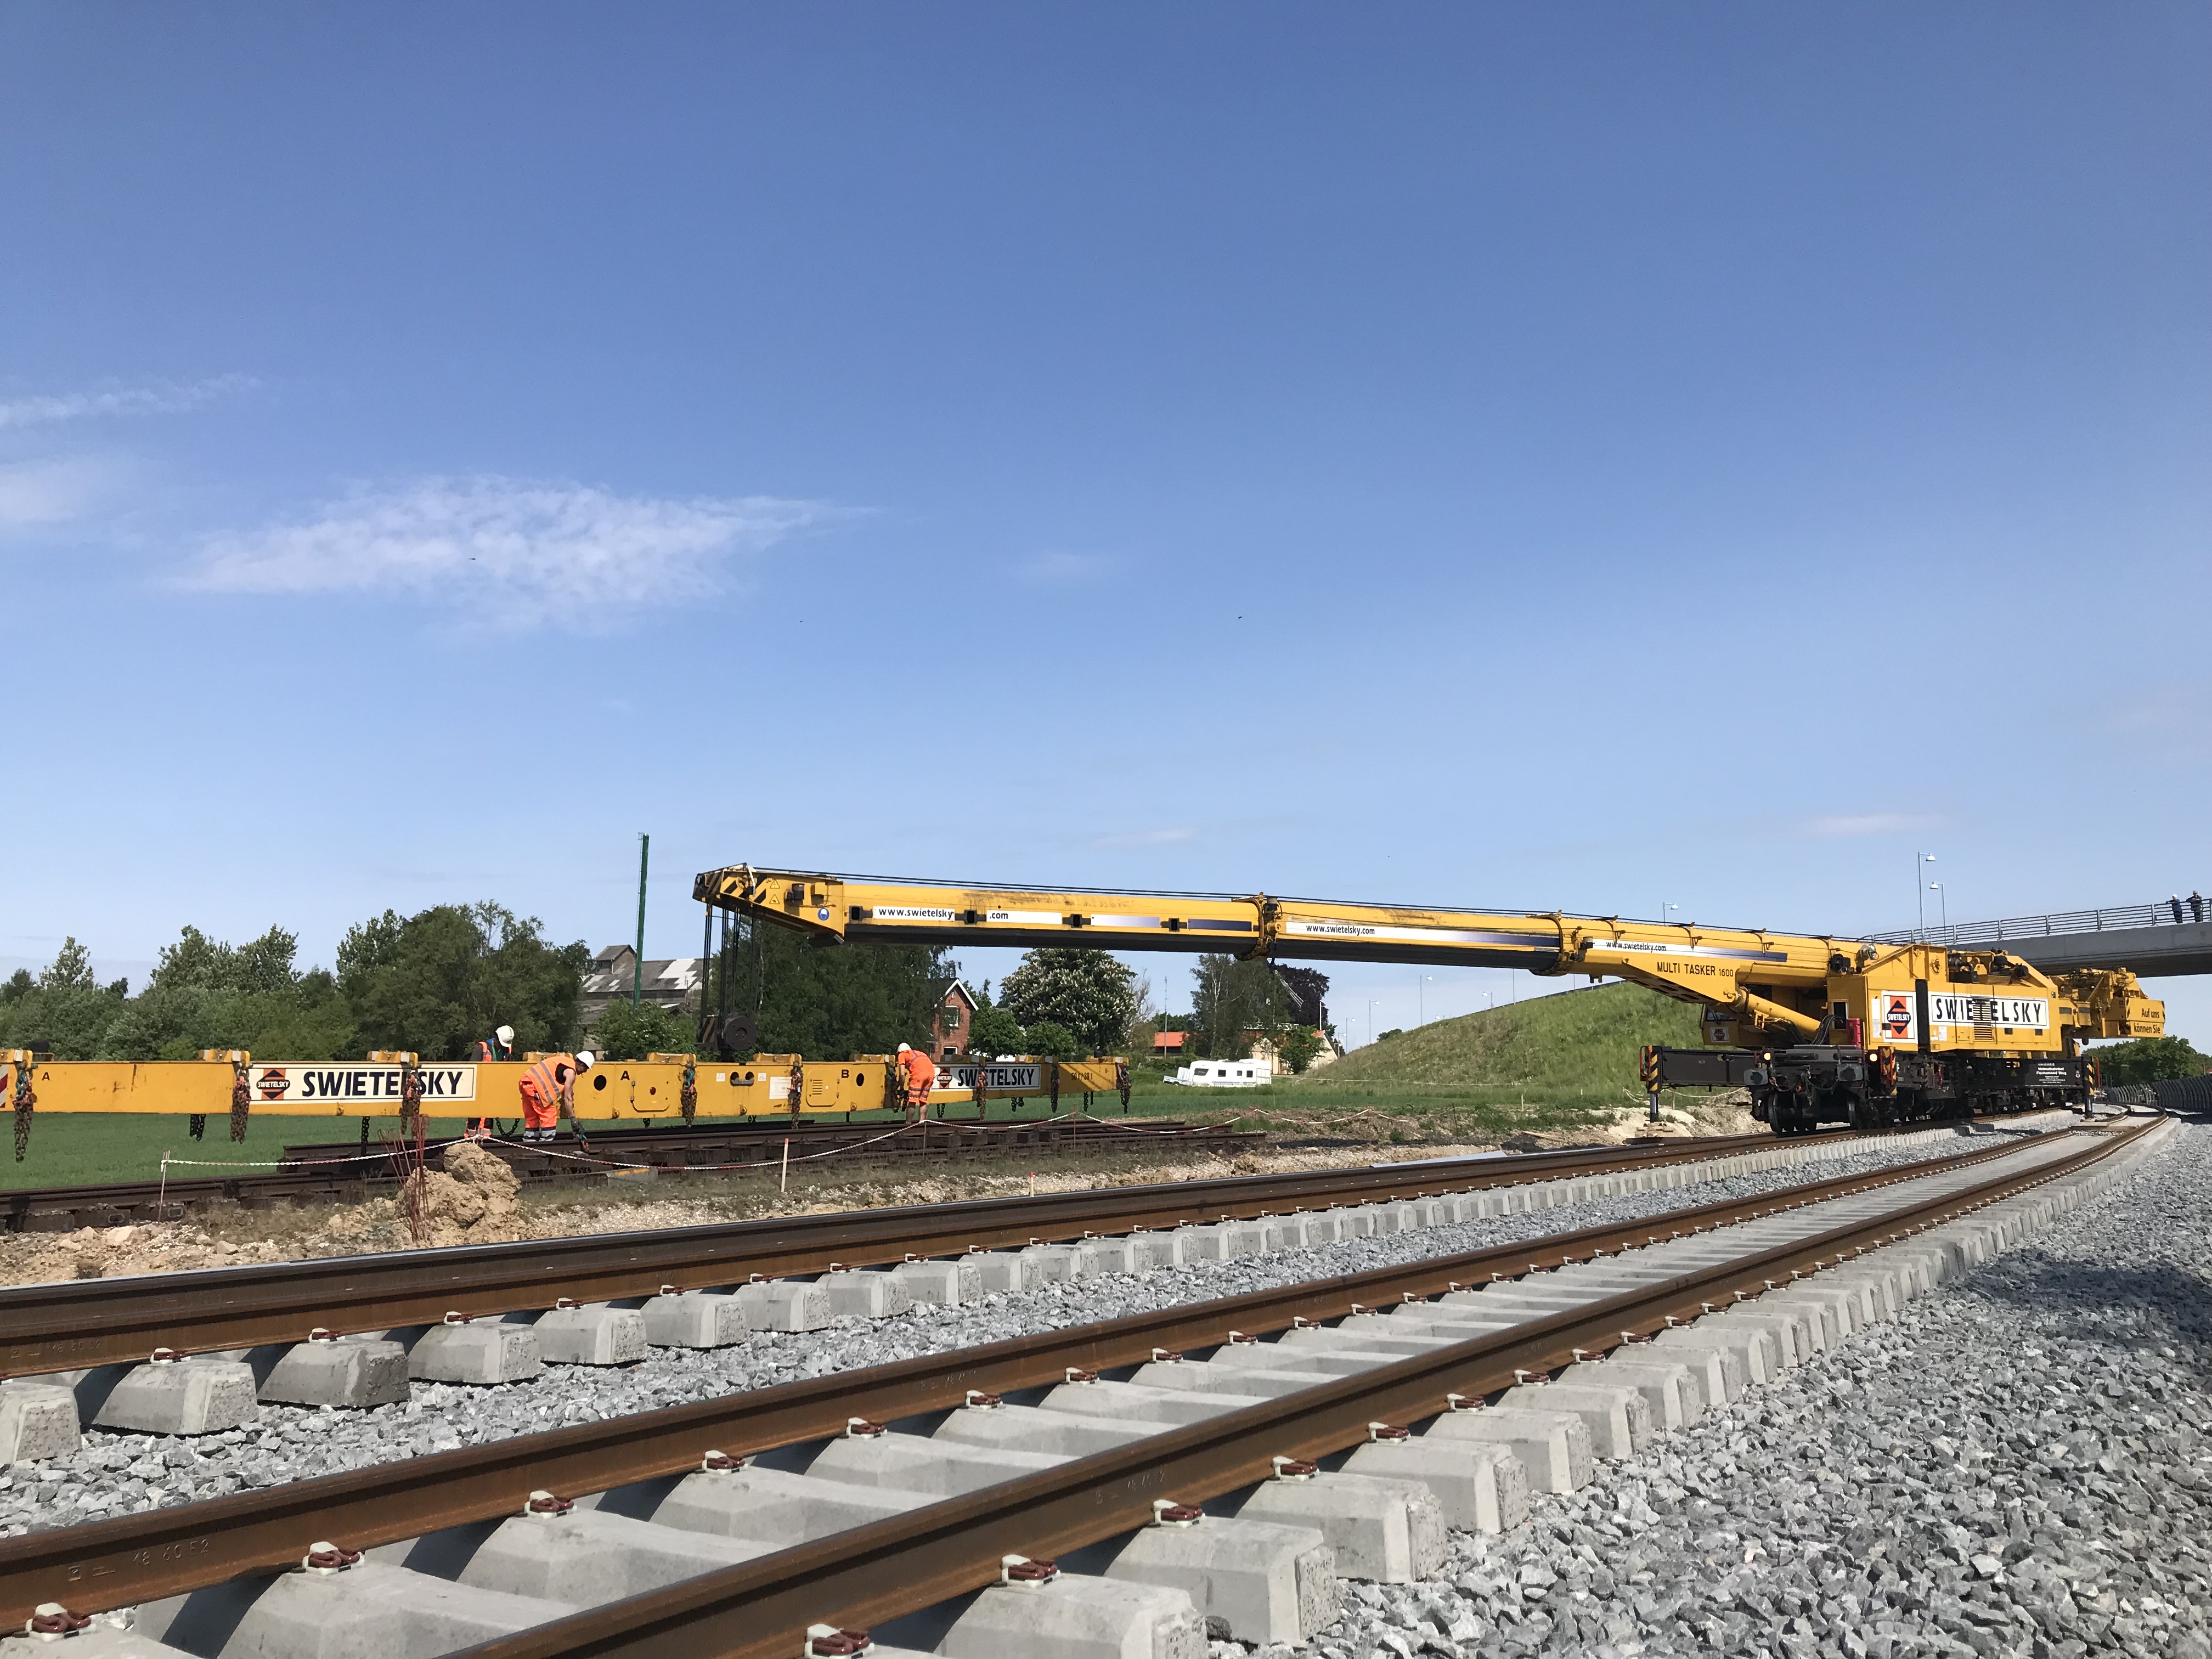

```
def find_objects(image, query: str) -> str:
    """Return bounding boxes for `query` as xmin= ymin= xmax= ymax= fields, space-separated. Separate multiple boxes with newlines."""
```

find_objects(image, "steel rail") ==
xmin=453 ymin=1122 xmax=2141 ymax=1659
xmin=0 ymin=1128 xmax=2066 ymax=1623
xmin=0 ymin=1126 xmax=1814 ymax=1373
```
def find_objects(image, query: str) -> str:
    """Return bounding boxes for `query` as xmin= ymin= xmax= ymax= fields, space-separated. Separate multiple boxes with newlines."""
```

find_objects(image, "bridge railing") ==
xmin=1866 ymin=893 xmax=2209 ymax=949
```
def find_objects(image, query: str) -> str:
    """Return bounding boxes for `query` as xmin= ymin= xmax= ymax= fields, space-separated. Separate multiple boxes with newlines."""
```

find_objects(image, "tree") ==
xmin=0 ymin=939 xmax=128 ymax=1059
xmin=998 ymin=950 xmax=1138 ymax=1055
xmin=340 ymin=903 xmax=588 ymax=1059
xmin=967 ymin=1005 xmax=1026 ymax=1057
xmin=705 ymin=917 xmax=953 ymax=1059
xmin=592 ymin=998 xmax=697 ymax=1062
xmin=2093 ymin=1036 xmax=2207 ymax=1086
xmin=1024 ymin=1020 xmax=1080 ymax=1060
xmin=37 ymin=938 xmax=97 ymax=992
xmin=1277 ymin=1025 xmax=1326 ymax=1074
xmin=1191 ymin=954 xmax=1288 ymax=1059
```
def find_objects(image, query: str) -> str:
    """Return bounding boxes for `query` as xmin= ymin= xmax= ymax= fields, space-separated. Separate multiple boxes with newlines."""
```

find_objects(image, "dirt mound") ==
xmin=398 ymin=1139 xmax=523 ymax=1246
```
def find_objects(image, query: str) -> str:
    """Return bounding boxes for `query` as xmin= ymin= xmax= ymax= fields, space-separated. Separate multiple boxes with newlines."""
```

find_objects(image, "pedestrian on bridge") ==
xmin=517 ymin=1050 xmax=593 ymax=1142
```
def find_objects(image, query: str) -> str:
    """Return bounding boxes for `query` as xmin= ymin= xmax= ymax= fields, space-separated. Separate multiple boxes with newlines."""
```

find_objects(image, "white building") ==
xmin=1165 ymin=1057 xmax=1274 ymax=1088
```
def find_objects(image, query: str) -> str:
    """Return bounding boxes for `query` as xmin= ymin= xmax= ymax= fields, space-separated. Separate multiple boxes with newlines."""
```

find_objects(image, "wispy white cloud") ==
xmin=187 ymin=476 xmax=825 ymax=629
xmin=1801 ymin=811 xmax=1942 ymax=838
xmin=0 ymin=456 xmax=122 ymax=531
xmin=1091 ymin=826 xmax=1195 ymax=848
xmin=0 ymin=375 xmax=256 ymax=431
xmin=1018 ymin=550 xmax=1119 ymax=584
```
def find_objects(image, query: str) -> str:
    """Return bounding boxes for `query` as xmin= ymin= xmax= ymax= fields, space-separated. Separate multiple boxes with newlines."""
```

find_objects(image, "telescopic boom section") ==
xmin=691 ymin=865 xmax=1852 ymax=1040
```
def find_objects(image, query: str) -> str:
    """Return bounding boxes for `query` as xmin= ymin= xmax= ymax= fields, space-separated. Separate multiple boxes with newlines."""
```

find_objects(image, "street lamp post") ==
xmin=1931 ymin=882 xmax=1948 ymax=936
xmin=1917 ymin=853 xmax=1936 ymax=939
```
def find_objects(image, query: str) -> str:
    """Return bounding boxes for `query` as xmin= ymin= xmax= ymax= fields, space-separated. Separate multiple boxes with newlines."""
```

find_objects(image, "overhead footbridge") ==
xmin=1866 ymin=895 xmax=2212 ymax=979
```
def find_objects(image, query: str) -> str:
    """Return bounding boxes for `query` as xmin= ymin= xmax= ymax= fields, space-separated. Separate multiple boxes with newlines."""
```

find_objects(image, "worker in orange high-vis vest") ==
xmin=516 ymin=1050 xmax=593 ymax=1142
xmin=894 ymin=1042 xmax=936 ymax=1120
xmin=465 ymin=1025 xmax=516 ymax=1140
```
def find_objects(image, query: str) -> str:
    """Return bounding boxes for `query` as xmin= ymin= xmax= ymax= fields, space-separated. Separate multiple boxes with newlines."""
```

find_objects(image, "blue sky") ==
xmin=4 ymin=5 xmax=2207 ymax=1044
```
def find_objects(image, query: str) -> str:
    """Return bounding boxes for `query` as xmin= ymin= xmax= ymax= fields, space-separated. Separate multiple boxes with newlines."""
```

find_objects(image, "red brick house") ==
xmin=1152 ymin=1031 xmax=1188 ymax=1055
xmin=929 ymin=980 xmax=979 ymax=1058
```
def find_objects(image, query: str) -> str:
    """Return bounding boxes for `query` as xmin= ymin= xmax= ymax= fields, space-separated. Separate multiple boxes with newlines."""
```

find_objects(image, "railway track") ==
xmin=0 ymin=1116 xmax=1264 ymax=1235
xmin=0 ymin=1122 xmax=1908 ymax=1375
xmin=0 ymin=1116 xmax=2155 ymax=1658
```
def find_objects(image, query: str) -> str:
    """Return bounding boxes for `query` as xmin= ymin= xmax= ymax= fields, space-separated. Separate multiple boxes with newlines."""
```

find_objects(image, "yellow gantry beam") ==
xmin=691 ymin=864 xmax=2165 ymax=1052
xmin=692 ymin=865 xmax=1860 ymax=1035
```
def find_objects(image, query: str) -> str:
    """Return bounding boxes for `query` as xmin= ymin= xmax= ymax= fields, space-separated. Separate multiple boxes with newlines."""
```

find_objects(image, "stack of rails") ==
xmin=0 ymin=1117 xmax=1262 ymax=1234
xmin=0 ymin=1119 xmax=2154 ymax=1657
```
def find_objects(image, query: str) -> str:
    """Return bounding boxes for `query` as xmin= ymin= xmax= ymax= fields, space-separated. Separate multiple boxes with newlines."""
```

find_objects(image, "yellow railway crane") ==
xmin=693 ymin=864 xmax=2165 ymax=1134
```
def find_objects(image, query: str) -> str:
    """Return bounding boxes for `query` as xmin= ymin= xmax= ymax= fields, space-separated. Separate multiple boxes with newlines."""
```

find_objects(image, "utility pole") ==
xmin=633 ymin=833 xmax=650 ymax=1008
xmin=1917 ymin=853 xmax=1936 ymax=940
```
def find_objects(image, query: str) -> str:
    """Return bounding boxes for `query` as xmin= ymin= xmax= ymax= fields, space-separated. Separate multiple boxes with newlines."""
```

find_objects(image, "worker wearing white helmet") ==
xmin=893 ymin=1041 xmax=936 ymax=1120
xmin=464 ymin=1025 xmax=521 ymax=1139
xmin=517 ymin=1049 xmax=595 ymax=1142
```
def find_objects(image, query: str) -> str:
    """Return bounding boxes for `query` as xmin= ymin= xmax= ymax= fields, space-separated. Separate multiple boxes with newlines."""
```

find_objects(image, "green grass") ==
xmin=0 ymin=1093 xmax=1188 ymax=1191
xmin=1297 ymin=980 xmax=1701 ymax=1094
xmin=1119 ymin=981 xmax=1708 ymax=1141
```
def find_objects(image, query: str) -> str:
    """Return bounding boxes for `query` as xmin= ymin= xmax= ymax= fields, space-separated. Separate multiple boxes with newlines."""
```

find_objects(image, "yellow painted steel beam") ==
xmin=692 ymin=865 xmax=2165 ymax=1063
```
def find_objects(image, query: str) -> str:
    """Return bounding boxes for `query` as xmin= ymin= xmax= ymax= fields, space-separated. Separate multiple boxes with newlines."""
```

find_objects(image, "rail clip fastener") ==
xmin=964 ymin=1390 xmax=1004 ymax=1410
xmin=700 ymin=1451 xmax=744 ymax=1472
xmin=1271 ymin=1457 xmax=1320 ymax=1481
xmin=843 ymin=1418 xmax=886 ymax=1438
xmin=554 ymin=1297 xmax=578 ymax=1311
xmin=1150 ymin=1348 xmax=1183 ymax=1363
xmin=805 ymin=1624 xmax=873 ymax=1656
xmin=1443 ymin=1392 xmax=1479 ymax=1412
xmin=1367 ymin=1423 xmax=1410 ymax=1442
xmin=1001 ymin=1556 xmax=1060 ymax=1588
xmin=301 ymin=1542 xmax=362 ymax=1576
xmin=1064 ymin=1367 xmax=1098 ymax=1384
xmin=24 ymin=1605 xmax=92 ymax=1642
xmin=521 ymin=1491 xmax=574 ymax=1518
xmin=1225 ymin=1330 xmax=1256 ymax=1344
xmin=1151 ymin=1500 xmax=1204 ymax=1528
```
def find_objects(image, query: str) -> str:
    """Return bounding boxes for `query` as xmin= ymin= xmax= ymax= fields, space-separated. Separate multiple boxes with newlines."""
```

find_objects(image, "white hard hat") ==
xmin=574 ymin=1051 xmax=595 ymax=1069
xmin=897 ymin=1042 xmax=911 ymax=1052
xmin=495 ymin=1025 xmax=514 ymax=1045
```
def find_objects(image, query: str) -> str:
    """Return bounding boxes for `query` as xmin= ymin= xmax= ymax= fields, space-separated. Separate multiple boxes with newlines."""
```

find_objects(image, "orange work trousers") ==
xmin=518 ymin=1080 xmax=560 ymax=1131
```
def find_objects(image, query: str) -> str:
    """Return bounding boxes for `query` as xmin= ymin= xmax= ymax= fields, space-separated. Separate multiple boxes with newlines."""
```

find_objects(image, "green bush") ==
xmin=1023 ymin=1020 xmax=1081 ymax=1060
xmin=2093 ymin=1036 xmax=2208 ymax=1085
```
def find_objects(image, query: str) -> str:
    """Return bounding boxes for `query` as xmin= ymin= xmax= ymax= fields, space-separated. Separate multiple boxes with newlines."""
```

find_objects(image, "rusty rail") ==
xmin=0 ymin=1127 xmax=2084 ymax=1624
xmin=0 ymin=1127 xmax=1821 ymax=1373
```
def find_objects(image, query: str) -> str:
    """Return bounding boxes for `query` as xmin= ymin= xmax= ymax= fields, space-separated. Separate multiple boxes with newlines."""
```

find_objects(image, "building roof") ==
xmin=580 ymin=951 xmax=703 ymax=1005
xmin=928 ymin=978 xmax=980 ymax=1011
xmin=1152 ymin=1031 xmax=1187 ymax=1050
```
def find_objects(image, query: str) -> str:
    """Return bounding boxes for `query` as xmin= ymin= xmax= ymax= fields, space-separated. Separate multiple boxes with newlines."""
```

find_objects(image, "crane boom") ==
xmin=694 ymin=864 xmax=2164 ymax=1134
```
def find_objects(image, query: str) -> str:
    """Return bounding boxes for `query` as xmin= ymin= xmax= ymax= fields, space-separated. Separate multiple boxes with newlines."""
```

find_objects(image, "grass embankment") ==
xmin=1128 ymin=981 xmax=1709 ymax=1141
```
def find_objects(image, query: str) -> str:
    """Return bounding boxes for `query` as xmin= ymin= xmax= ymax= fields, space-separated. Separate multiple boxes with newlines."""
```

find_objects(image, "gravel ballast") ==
xmin=0 ymin=1126 xmax=2048 ymax=1539
xmin=1284 ymin=1119 xmax=2209 ymax=1659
